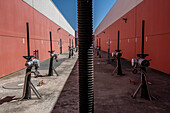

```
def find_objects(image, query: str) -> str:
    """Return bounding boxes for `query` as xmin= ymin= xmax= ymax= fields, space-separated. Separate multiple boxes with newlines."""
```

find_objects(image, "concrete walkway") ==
xmin=0 ymin=52 xmax=78 ymax=113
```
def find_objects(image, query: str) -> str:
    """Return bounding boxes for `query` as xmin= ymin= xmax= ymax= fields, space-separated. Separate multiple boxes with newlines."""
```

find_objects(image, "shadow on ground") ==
xmin=51 ymin=51 xmax=170 ymax=113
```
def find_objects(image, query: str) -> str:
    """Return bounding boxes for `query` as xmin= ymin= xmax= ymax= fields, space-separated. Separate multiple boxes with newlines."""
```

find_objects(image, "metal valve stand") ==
xmin=131 ymin=20 xmax=153 ymax=101
xmin=107 ymin=38 xmax=111 ymax=64
xmin=48 ymin=32 xmax=59 ymax=76
xmin=96 ymin=39 xmax=99 ymax=56
xmin=68 ymin=39 xmax=71 ymax=58
xmin=112 ymin=30 xmax=123 ymax=75
xmin=21 ymin=23 xmax=41 ymax=100
xmin=131 ymin=54 xmax=152 ymax=101
xmin=71 ymin=39 xmax=74 ymax=56
xmin=68 ymin=45 xmax=71 ymax=58
xmin=68 ymin=39 xmax=73 ymax=58
xmin=98 ymin=38 xmax=101 ymax=58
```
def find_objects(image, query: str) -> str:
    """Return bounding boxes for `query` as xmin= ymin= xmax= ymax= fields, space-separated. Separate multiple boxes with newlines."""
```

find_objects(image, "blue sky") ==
xmin=52 ymin=0 xmax=117 ymax=31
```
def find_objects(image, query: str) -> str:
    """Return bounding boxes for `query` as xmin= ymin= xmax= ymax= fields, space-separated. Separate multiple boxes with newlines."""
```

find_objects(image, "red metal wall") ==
xmin=95 ymin=0 xmax=170 ymax=74
xmin=0 ymin=0 xmax=75 ymax=77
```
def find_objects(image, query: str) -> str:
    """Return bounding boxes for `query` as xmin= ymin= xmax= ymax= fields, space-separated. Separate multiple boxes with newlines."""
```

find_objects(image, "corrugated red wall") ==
xmin=95 ymin=0 xmax=170 ymax=74
xmin=0 ymin=0 xmax=75 ymax=77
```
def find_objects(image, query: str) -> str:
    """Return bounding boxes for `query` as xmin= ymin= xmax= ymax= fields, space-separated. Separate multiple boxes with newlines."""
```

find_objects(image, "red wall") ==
xmin=95 ymin=0 xmax=170 ymax=74
xmin=0 ymin=0 xmax=75 ymax=77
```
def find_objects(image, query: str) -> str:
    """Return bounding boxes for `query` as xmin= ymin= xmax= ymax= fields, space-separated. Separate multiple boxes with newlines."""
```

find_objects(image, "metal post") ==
xmin=22 ymin=22 xmax=32 ymax=99
xmin=99 ymin=38 xmax=101 ymax=51
xmin=37 ymin=50 xmax=39 ymax=59
xmin=78 ymin=0 xmax=94 ymax=112
xmin=116 ymin=30 xmax=123 ymax=75
xmin=97 ymin=39 xmax=98 ymax=48
xmin=69 ymin=38 xmax=71 ymax=58
xmin=48 ymin=32 xmax=54 ymax=76
xmin=60 ymin=39 xmax=62 ymax=54
xmin=72 ymin=39 xmax=74 ymax=56
xmin=142 ymin=20 xmax=145 ymax=55
xmin=50 ymin=32 xmax=52 ymax=52
xmin=117 ymin=31 xmax=120 ymax=51
xmin=26 ymin=23 xmax=30 ymax=58
xmin=108 ymin=38 xmax=110 ymax=63
xmin=99 ymin=38 xmax=101 ymax=58
xmin=117 ymin=56 xmax=122 ymax=75
xmin=140 ymin=20 xmax=152 ymax=100
xmin=97 ymin=39 xmax=99 ymax=56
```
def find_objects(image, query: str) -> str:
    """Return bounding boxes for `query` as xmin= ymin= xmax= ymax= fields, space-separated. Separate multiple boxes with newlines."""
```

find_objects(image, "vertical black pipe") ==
xmin=108 ymin=38 xmax=110 ymax=63
xmin=23 ymin=22 xmax=32 ymax=99
xmin=60 ymin=39 xmax=62 ymax=54
xmin=72 ymin=39 xmax=74 ymax=56
xmin=96 ymin=39 xmax=99 ymax=56
xmin=99 ymin=38 xmax=101 ymax=58
xmin=116 ymin=30 xmax=123 ymax=75
xmin=48 ymin=31 xmax=53 ymax=76
xmin=99 ymin=38 xmax=101 ymax=50
xmin=78 ymin=0 xmax=94 ymax=112
xmin=37 ymin=50 xmax=39 ymax=59
xmin=50 ymin=32 xmax=52 ymax=53
xmin=97 ymin=39 xmax=98 ymax=48
xmin=69 ymin=39 xmax=71 ymax=47
xmin=68 ymin=39 xmax=70 ymax=58
xmin=142 ymin=20 xmax=145 ymax=55
xmin=117 ymin=30 xmax=120 ymax=51
xmin=26 ymin=23 xmax=30 ymax=59
xmin=24 ymin=68 xmax=31 ymax=99
xmin=117 ymin=57 xmax=123 ymax=75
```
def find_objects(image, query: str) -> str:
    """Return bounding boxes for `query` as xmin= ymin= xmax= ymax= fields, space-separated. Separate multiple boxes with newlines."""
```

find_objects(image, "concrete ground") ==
xmin=51 ymin=61 xmax=79 ymax=113
xmin=0 ymin=52 xmax=78 ymax=113
xmin=52 ymin=51 xmax=170 ymax=113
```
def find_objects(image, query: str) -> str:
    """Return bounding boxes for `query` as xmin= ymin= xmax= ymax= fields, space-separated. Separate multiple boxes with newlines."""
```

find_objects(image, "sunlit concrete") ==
xmin=0 ymin=52 xmax=78 ymax=113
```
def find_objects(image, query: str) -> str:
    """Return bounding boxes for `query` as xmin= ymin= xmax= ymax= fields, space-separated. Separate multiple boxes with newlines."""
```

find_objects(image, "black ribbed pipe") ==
xmin=78 ymin=0 xmax=94 ymax=113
